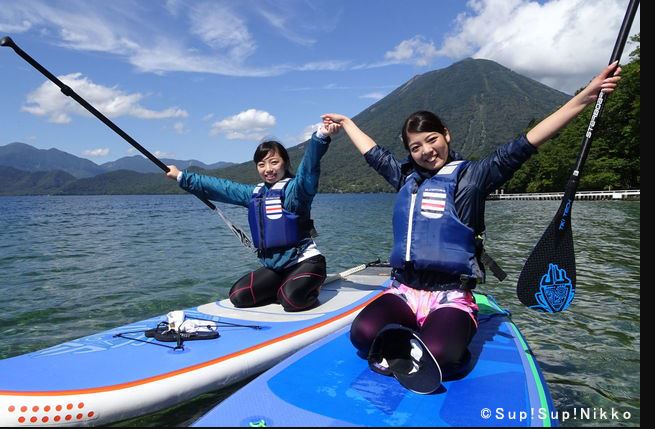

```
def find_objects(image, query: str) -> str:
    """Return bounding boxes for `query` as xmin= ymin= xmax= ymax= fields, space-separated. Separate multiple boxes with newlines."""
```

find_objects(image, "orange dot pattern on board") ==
xmin=7 ymin=402 xmax=95 ymax=424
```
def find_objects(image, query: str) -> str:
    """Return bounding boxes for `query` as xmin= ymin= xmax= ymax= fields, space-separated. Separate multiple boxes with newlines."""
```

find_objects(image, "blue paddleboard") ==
xmin=192 ymin=294 xmax=557 ymax=427
xmin=0 ymin=264 xmax=388 ymax=427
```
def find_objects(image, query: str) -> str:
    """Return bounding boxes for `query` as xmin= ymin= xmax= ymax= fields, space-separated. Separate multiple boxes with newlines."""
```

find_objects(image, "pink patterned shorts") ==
xmin=386 ymin=281 xmax=479 ymax=327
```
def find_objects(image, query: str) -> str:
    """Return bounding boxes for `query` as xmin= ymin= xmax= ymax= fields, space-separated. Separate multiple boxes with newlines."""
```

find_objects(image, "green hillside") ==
xmin=0 ymin=167 xmax=77 ymax=195
xmin=504 ymin=34 xmax=640 ymax=192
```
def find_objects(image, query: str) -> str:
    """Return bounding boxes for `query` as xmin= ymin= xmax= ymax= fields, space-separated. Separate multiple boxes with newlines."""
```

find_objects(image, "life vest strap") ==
xmin=479 ymin=249 xmax=507 ymax=281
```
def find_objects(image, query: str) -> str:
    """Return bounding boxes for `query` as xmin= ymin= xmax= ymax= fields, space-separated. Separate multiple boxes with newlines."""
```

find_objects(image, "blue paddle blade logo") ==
xmin=531 ymin=263 xmax=575 ymax=312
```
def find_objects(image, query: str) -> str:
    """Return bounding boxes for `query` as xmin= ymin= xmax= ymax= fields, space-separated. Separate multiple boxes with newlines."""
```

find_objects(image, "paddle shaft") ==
xmin=0 ymin=36 xmax=217 ymax=211
xmin=516 ymin=0 xmax=639 ymax=312
xmin=564 ymin=0 xmax=639 ymax=204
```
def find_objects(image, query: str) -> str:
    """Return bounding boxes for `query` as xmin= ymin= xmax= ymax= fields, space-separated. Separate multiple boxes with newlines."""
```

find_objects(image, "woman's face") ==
xmin=406 ymin=130 xmax=451 ymax=171
xmin=256 ymin=150 xmax=286 ymax=184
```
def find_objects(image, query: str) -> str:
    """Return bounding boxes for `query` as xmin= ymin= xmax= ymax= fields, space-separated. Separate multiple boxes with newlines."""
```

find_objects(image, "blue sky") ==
xmin=0 ymin=0 xmax=640 ymax=164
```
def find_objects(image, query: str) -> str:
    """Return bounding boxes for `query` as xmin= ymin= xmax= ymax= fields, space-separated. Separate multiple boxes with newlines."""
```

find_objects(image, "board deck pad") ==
xmin=192 ymin=294 xmax=557 ymax=427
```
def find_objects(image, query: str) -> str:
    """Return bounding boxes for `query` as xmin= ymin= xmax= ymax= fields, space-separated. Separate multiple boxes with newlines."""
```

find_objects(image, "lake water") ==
xmin=0 ymin=194 xmax=640 ymax=426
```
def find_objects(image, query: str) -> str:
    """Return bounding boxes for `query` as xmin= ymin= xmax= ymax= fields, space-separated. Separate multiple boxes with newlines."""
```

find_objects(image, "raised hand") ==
xmin=323 ymin=122 xmax=341 ymax=136
xmin=166 ymin=165 xmax=181 ymax=180
xmin=321 ymin=113 xmax=350 ymax=126
xmin=578 ymin=61 xmax=622 ymax=105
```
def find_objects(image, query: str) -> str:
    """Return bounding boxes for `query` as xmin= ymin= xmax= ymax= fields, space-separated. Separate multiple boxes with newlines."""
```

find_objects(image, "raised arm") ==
xmin=165 ymin=164 xmax=253 ymax=207
xmin=526 ymin=61 xmax=622 ymax=148
xmin=292 ymin=124 xmax=339 ymax=200
xmin=321 ymin=113 xmax=406 ymax=189
xmin=321 ymin=114 xmax=377 ymax=155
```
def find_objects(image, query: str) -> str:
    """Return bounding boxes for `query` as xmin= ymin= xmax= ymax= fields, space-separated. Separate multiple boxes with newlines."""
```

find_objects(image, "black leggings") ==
xmin=350 ymin=293 xmax=476 ymax=372
xmin=229 ymin=255 xmax=326 ymax=312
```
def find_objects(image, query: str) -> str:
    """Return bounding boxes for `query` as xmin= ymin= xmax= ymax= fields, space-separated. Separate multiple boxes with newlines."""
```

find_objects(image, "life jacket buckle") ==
xmin=459 ymin=274 xmax=477 ymax=290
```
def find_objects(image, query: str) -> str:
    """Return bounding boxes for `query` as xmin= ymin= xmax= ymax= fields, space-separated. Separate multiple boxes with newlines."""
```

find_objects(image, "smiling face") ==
xmin=256 ymin=149 xmax=286 ymax=184
xmin=406 ymin=130 xmax=451 ymax=171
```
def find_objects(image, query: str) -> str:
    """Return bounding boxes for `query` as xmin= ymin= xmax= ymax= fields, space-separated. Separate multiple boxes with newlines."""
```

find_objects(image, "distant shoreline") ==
xmin=487 ymin=189 xmax=640 ymax=201
xmin=0 ymin=189 xmax=641 ymax=201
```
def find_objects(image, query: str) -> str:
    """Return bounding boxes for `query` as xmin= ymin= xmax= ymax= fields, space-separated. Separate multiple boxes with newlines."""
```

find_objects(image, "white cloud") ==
xmin=127 ymin=43 xmax=279 ymax=77
xmin=1 ymin=1 xmax=262 ymax=76
xmin=1 ymin=1 xmax=139 ymax=55
xmin=164 ymin=0 xmax=184 ymax=17
xmin=300 ymin=123 xmax=320 ymax=142
xmin=21 ymin=73 xmax=188 ymax=123
xmin=173 ymin=122 xmax=187 ymax=134
xmin=255 ymin=1 xmax=341 ymax=46
xmin=256 ymin=8 xmax=316 ymax=47
xmin=0 ymin=1 xmax=350 ymax=77
xmin=210 ymin=109 xmax=276 ymax=141
xmin=359 ymin=92 xmax=385 ymax=101
xmin=0 ymin=19 xmax=32 ymax=33
xmin=0 ymin=2 xmax=37 ymax=33
xmin=189 ymin=3 xmax=256 ymax=62
xmin=438 ymin=0 xmax=640 ymax=93
xmin=385 ymin=36 xmax=439 ymax=66
xmin=283 ymin=83 xmax=395 ymax=93
xmin=154 ymin=150 xmax=175 ymax=158
xmin=83 ymin=148 xmax=109 ymax=157
xmin=295 ymin=60 xmax=351 ymax=72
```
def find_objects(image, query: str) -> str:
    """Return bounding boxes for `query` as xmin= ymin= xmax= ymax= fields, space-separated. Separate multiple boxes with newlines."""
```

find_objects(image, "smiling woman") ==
xmin=165 ymin=123 xmax=340 ymax=312
xmin=320 ymin=61 xmax=622 ymax=393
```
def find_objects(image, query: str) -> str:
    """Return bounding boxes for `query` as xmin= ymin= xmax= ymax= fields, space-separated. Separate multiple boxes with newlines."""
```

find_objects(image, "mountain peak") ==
xmin=213 ymin=58 xmax=572 ymax=192
xmin=0 ymin=142 xmax=104 ymax=178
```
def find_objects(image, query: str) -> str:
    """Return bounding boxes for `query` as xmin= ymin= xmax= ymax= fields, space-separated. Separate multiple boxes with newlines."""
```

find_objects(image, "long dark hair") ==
xmin=253 ymin=141 xmax=293 ymax=177
xmin=401 ymin=111 xmax=448 ymax=150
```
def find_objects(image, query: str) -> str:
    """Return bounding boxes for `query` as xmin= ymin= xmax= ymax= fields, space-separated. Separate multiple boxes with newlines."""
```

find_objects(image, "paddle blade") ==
xmin=517 ymin=211 xmax=576 ymax=313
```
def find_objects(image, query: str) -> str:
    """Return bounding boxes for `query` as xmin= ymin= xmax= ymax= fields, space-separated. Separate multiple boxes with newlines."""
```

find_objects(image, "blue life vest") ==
xmin=389 ymin=160 xmax=478 ymax=277
xmin=248 ymin=178 xmax=305 ymax=251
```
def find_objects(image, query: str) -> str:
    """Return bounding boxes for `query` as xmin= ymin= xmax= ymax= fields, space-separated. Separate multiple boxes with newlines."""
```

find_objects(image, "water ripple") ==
xmin=0 ymin=195 xmax=640 ymax=426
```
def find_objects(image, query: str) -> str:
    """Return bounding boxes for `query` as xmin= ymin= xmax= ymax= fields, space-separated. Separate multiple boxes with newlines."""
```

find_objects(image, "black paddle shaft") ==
xmin=0 ymin=36 xmax=217 ymax=211
xmin=516 ymin=0 xmax=639 ymax=312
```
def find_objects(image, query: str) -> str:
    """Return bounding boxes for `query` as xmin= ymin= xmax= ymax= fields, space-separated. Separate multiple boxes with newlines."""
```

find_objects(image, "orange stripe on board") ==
xmin=1 ymin=292 xmax=383 ymax=397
